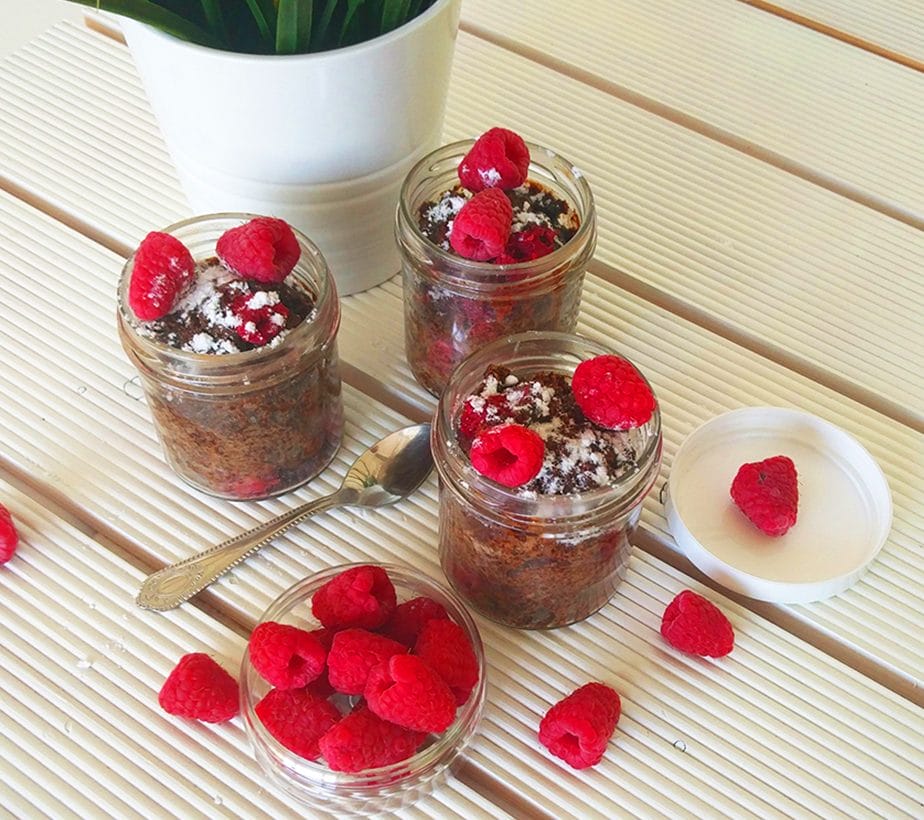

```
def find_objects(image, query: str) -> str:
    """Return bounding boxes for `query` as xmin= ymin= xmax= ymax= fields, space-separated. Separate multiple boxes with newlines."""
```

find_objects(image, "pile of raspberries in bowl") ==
xmin=239 ymin=563 xmax=486 ymax=815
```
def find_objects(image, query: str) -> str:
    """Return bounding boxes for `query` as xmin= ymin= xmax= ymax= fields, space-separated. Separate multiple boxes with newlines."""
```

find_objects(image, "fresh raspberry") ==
xmin=216 ymin=217 xmax=300 ymax=283
xmin=470 ymin=423 xmax=545 ymax=488
xmin=327 ymin=629 xmax=406 ymax=695
xmin=501 ymin=226 xmax=558 ymax=263
xmin=381 ymin=596 xmax=450 ymax=646
xmin=458 ymin=127 xmax=530 ymax=192
xmin=571 ymin=354 xmax=656 ymax=430
xmin=730 ymin=455 xmax=799 ymax=536
xmin=0 ymin=504 xmax=19 ymax=564
xmin=248 ymin=622 xmax=327 ymax=690
xmin=255 ymin=688 xmax=340 ymax=761
xmin=230 ymin=291 xmax=290 ymax=346
xmin=661 ymin=590 xmax=735 ymax=657
xmin=128 ymin=231 xmax=195 ymax=321
xmin=158 ymin=653 xmax=239 ymax=723
xmin=365 ymin=654 xmax=457 ymax=733
xmin=538 ymin=682 xmax=621 ymax=769
xmin=459 ymin=394 xmax=510 ymax=440
xmin=319 ymin=706 xmax=426 ymax=772
xmin=449 ymin=188 xmax=513 ymax=262
xmin=311 ymin=565 xmax=397 ymax=630
xmin=414 ymin=619 xmax=479 ymax=705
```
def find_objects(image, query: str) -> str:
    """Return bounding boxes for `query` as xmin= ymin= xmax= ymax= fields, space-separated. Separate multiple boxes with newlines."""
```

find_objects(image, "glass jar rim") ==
xmin=117 ymin=212 xmax=339 ymax=373
xmin=396 ymin=138 xmax=596 ymax=286
xmin=433 ymin=331 xmax=663 ymax=526
xmin=240 ymin=563 xmax=486 ymax=791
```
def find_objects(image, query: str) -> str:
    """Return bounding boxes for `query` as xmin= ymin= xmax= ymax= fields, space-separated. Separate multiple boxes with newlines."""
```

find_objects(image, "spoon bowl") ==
xmin=137 ymin=423 xmax=433 ymax=610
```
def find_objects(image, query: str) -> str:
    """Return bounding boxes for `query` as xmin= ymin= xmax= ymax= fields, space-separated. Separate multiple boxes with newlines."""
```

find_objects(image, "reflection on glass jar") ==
xmin=432 ymin=332 xmax=662 ymax=629
xmin=117 ymin=214 xmax=343 ymax=501
xmin=396 ymin=140 xmax=596 ymax=396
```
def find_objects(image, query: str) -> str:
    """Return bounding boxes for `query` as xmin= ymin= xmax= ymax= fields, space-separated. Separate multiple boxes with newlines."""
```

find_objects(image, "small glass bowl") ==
xmin=240 ymin=563 xmax=487 ymax=815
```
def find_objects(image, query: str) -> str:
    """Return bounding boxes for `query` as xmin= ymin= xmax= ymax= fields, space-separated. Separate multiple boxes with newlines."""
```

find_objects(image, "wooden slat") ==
xmin=740 ymin=0 xmax=924 ymax=69
xmin=461 ymin=0 xmax=924 ymax=222
xmin=1 ymin=24 xmax=921 ymax=432
xmin=0 ymin=194 xmax=922 ymax=817
xmin=0 ymin=486 xmax=505 ymax=820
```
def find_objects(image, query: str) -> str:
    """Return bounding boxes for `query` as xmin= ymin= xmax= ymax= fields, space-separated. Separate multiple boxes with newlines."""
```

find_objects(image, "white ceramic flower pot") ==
xmin=122 ymin=0 xmax=461 ymax=295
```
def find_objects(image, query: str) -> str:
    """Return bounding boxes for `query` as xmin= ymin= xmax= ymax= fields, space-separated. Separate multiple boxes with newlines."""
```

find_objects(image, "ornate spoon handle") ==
xmin=136 ymin=488 xmax=354 ymax=611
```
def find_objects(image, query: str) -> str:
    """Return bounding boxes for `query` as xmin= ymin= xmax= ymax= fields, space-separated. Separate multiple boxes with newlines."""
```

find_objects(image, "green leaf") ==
xmin=240 ymin=0 xmax=277 ymax=48
xmin=337 ymin=0 xmax=366 ymax=46
xmin=310 ymin=0 xmax=341 ymax=50
xmin=199 ymin=0 xmax=227 ymax=42
xmin=276 ymin=0 xmax=314 ymax=54
xmin=65 ymin=0 xmax=221 ymax=46
xmin=380 ymin=0 xmax=410 ymax=34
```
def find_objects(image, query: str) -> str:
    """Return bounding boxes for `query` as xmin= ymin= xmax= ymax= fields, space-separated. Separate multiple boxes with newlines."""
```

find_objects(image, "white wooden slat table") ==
xmin=1 ymin=191 xmax=922 ymax=817
xmin=0 ymin=9 xmax=922 ymax=820
xmin=744 ymin=0 xmax=924 ymax=66
xmin=0 ymin=485 xmax=505 ymax=820
xmin=3 ymin=24 xmax=921 ymax=438
xmin=461 ymin=0 xmax=924 ymax=221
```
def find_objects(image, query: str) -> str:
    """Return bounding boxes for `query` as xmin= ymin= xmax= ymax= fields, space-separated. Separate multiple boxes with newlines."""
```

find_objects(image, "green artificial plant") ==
xmin=68 ymin=0 xmax=437 ymax=54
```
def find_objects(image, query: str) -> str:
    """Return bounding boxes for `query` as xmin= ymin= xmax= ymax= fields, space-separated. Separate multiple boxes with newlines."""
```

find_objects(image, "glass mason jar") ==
xmin=396 ymin=139 xmax=596 ymax=396
xmin=433 ymin=332 xmax=662 ymax=629
xmin=117 ymin=214 xmax=344 ymax=501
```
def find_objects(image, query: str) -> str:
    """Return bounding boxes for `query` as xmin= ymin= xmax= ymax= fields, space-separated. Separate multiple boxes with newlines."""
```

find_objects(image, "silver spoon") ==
xmin=136 ymin=423 xmax=433 ymax=611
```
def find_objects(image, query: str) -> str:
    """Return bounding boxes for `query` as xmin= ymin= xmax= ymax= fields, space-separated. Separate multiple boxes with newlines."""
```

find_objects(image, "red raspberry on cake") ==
xmin=572 ymin=354 xmax=656 ymax=430
xmin=381 ymin=596 xmax=450 ymax=646
xmin=158 ymin=653 xmax=239 ymax=723
xmin=459 ymin=394 xmax=510 ymax=439
xmin=499 ymin=226 xmax=559 ymax=263
xmin=365 ymin=654 xmax=457 ymax=733
xmin=458 ymin=127 xmax=530 ymax=192
xmin=661 ymin=590 xmax=735 ymax=657
xmin=449 ymin=188 xmax=513 ymax=261
xmin=539 ymin=682 xmax=621 ymax=769
xmin=248 ymin=621 xmax=327 ymax=690
xmin=255 ymin=688 xmax=341 ymax=761
xmin=311 ymin=565 xmax=397 ymax=630
xmin=216 ymin=216 xmax=301 ymax=284
xmin=230 ymin=291 xmax=290 ymax=346
xmin=128 ymin=231 xmax=195 ymax=321
xmin=0 ymin=504 xmax=19 ymax=564
xmin=318 ymin=705 xmax=426 ymax=772
xmin=327 ymin=629 xmax=406 ymax=695
xmin=730 ymin=455 xmax=799 ymax=536
xmin=414 ymin=619 xmax=479 ymax=705
xmin=470 ymin=423 xmax=545 ymax=488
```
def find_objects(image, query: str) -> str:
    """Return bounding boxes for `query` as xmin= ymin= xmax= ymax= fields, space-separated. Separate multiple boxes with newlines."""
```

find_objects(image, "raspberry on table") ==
xmin=128 ymin=231 xmax=195 ymax=321
xmin=230 ymin=291 xmax=290 ymax=346
xmin=365 ymin=654 xmax=457 ymax=734
xmin=449 ymin=188 xmax=513 ymax=261
xmin=470 ymin=423 xmax=545 ymax=488
xmin=158 ymin=653 xmax=239 ymax=723
xmin=255 ymin=688 xmax=341 ymax=761
xmin=730 ymin=455 xmax=799 ymax=536
xmin=327 ymin=629 xmax=406 ymax=695
xmin=571 ymin=354 xmax=657 ymax=430
xmin=458 ymin=127 xmax=530 ymax=192
xmin=538 ymin=682 xmax=621 ymax=769
xmin=0 ymin=504 xmax=19 ymax=564
xmin=248 ymin=621 xmax=327 ymax=690
xmin=381 ymin=596 xmax=450 ymax=647
xmin=318 ymin=705 xmax=426 ymax=772
xmin=216 ymin=217 xmax=301 ymax=284
xmin=311 ymin=565 xmax=397 ymax=630
xmin=414 ymin=619 xmax=479 ymax=706
xmin=661 ymin=590 xmax=735 ymax=657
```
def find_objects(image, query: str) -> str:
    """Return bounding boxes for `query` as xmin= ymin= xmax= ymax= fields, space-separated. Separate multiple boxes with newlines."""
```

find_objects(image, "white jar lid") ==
xmin=664 ymin=407 xmax=892 ymax=604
